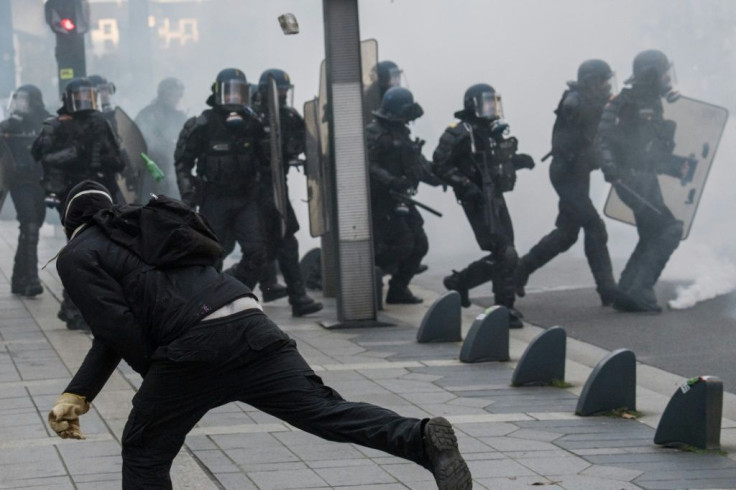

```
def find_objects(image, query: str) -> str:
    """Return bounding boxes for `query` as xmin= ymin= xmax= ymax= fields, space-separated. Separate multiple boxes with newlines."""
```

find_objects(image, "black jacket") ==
xmin=57 ymin=224 xmax=253 ymax=401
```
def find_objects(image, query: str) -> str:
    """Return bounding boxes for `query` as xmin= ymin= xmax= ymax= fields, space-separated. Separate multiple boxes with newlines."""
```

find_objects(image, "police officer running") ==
xmin=596 ymin=50 xmax=684 ymax=313
xmin=368 ymin=87 xmax=439 ymax=304
xmin=515 ymin=60 xmax=618 ymax=305
xmin=433 ymin=84 xmax=535 ymax=328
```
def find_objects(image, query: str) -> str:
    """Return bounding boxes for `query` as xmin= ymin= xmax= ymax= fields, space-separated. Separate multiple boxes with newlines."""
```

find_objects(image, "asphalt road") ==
xmin=415 ymin=255 xmax=736 ymax=394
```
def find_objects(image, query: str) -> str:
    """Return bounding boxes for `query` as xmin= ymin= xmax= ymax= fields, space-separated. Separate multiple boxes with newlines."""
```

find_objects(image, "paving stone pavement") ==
xmin=0 ymin=220 xmax=735 ymax=489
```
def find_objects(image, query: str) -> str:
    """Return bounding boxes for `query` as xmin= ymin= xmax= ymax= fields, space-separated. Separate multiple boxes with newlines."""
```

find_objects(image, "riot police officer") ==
xmin=597 ymin=50 xmax=683 ymax=313
xmin=135 ymin=77 xmax=188 ymax=199
xmin=253 ymin=68 xmax=322 ymax=316
xmin=174 ymin=69 xmax=286 ymax=311
xmin=433 ymin=84 xmax=534 ymax=328
xmin=31 ymin=77 xmax=125 ymax=328
xmin=0 ymin=85 xmax=51 ymax=297
xmin=368 ymin=87 xmax=438 ymax=304
xmin=515 ymin=60 xmax=618 ymax=305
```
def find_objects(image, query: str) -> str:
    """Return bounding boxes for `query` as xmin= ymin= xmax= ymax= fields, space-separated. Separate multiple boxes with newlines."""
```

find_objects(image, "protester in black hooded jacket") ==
xmin=48 ymin=180 xmax=472 ymax=490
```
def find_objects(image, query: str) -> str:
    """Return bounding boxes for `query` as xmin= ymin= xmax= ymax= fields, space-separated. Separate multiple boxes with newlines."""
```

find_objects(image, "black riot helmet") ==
xmin=373 ymin=87 xmax=423 ymax=124
xmin=577 ymin=59 xmax=613 ymax=100
xmin=463 ymin=83 xmax=504 ymax=120
xmin=157 ymin=77 xmax=185 ymax=109
xmin=376 ymin=60 xmax=403 ymax=96
xmin=630 ymin=49 xmax=673 ymax=95
xmin=62 ymin=78 xmax=98 ymax=114
xmin=8 ymin=84 xmax=45 ymax=114
xmin=210 ymin=68 xmax=250 ymax=111
xmin=87 ymin=74 xmax=116 ymax=111
xmin=257 ymin=68 xmax=294 ymax=107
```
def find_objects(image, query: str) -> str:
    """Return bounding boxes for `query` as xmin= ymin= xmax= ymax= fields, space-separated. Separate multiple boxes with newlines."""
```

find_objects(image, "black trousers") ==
xmin=373 ymin=205 xmax=428 ymax=288
xmin=9 ymin=181 xmax=46 ymax=285
xmin=615 ymin=172 xmax=682 ymax=296
xmin=200 ymin=191 xmax=269 ymax=289
xmin=520 ymin=159 xmax=615 ymax=294
xmin=461 ymin=195 xmax=517 ymax=306
xmin=121 ymin=311 xmax=427 ymax=489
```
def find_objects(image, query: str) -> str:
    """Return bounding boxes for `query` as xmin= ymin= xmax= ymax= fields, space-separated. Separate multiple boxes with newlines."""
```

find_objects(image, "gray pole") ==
xmin=321 ymin=0 xmax=379 ymax=326
xmin=0 ymin=0 xmax=16 ymax=96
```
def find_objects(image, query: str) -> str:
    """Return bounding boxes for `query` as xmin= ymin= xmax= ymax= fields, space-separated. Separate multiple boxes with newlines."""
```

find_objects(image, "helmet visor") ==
xmin=68 ymin=86 xmax=98 ymax=112
xmin=8 ymin=91 xmax=30 ymax=114
xmin=277 ymin=85 xmax=294 ymax=108
xmin=218 ymin=79 xmax=250 ymax=107
xmin=96 ymin=83 xmax=115 ymax=110
xmin=476 ymin=92 xmax=503 ymax=119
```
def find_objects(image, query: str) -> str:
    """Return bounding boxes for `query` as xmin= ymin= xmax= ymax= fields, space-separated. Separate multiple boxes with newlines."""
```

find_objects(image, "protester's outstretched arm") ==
xmin=65 ymin=338 xmax=123 ymax=402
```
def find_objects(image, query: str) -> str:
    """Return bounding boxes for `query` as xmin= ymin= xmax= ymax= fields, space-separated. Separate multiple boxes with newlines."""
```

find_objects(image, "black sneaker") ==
xmin=423 ymin=417 xmax=472 ymax=490
xmin=386 ymin=286 xmax=423 ymax=305
xmin=443 ymin=272 xmax=470 ymax=308
xmin=261 ymin=283 xmax=288 ymax=303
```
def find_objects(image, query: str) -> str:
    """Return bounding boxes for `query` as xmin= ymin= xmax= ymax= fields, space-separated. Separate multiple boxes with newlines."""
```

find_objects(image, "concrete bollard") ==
xmin=654 ymin=376 xmax=723 ymax=450
xmin=459 ymin=306 xmax=509 ymax=363
xmin=575 ymin=349 xmax=636 ymax=416
xmin=511 ymin=326 xmax=566 ymax=386
xmin=416 ymin=291 xmax=462 ymax=343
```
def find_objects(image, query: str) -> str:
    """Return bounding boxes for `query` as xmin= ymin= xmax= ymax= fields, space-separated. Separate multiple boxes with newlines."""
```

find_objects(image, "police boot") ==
xmin=12 ymin=223 xmax=43 ymax=297
xmin=495 ymin=291 xmax=524 ymax=329
xmin=613 ymin=288 xmax=661 ymax=313
xmin=386 ymin=283 xmax=423 ymax=304
xmin=442 ymin=257 xmax=495 ymax=308
xmin=279 ymin=245 xmax=323 ymax=317
xmin=259 ymin=261 xmax=288 ymax=303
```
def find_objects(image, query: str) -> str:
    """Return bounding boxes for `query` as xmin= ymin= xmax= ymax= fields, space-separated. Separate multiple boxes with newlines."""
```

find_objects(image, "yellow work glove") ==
xmin=48 ymin=393 xmax=90 ymax=439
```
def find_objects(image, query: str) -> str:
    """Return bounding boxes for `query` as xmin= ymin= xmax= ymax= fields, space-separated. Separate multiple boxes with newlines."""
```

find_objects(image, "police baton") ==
xmin=541 ymin=150 xmax=553 ymax=162
xmin=615 ymin=180 xmax=664 ymax=216
xmin=389 ymin=190 xmax=443 ymax=217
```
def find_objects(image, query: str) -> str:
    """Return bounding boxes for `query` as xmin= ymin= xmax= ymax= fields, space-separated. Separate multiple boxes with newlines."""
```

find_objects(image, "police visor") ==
xmin=475 ymin=91 xmax=503 ymax=120
xmin=68 ymin=86 xmax=98 ymax=112
xmin=217 ymin=79 xmax=250 ymax=107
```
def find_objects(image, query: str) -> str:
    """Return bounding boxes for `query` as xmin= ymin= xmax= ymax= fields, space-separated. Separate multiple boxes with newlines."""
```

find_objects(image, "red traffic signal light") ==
xmin=60 ymin=18 xmax=76 ymax=32
xmin=45 ymin=0 xmax=90 ymax=35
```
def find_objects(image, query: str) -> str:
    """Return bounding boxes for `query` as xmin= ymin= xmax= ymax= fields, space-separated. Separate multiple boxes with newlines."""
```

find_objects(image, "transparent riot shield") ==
xmin=304 ymin=98 xmax=328 ymax=237
xmin=0 ymin=138 xmax=12 ymax=213
xmin=361 ymin=39 xmax=381 ymax=126
xmin=114 ymin=107 xmax=148 ymax=203
xmin=604 ymin=95 xmax=728 ymax=240
xmin=268 ymin=75 xmax=288 ymax=238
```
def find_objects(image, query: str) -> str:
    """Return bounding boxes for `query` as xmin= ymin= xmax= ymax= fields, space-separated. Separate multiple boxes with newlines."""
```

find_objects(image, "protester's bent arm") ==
xmin=57 ymin=246 xmax=151 ymax=375
xmin=65 ymin=338 xmax=123 ymax=402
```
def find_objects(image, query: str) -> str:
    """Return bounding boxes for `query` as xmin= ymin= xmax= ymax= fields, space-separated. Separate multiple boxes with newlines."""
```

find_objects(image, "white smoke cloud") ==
xmin=667 ymin=243 xmax=736 ymax=310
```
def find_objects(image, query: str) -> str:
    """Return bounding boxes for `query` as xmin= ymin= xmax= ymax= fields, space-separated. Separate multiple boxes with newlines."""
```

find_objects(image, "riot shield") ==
xmin=113 ymin=106 xmax=148 ymax=203
xmin=0 ymin=138 xmax=12 ymax=213
xmin=604 ymin=95 xmax=728 ymax=240
xmin=268 ymin=75 xmax=288 ymax=238
xmin=361 ymin=39 xmax=381 ymax=126
xmin=304 ymin=98 xmax=328 ymax=237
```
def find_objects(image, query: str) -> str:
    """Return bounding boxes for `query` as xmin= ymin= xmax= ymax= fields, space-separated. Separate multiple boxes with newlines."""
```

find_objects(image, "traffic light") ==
xmin=45 ymin=0 xmax=90 ymax=95
xmin=45 ymin=0 xmax=90 ymax=35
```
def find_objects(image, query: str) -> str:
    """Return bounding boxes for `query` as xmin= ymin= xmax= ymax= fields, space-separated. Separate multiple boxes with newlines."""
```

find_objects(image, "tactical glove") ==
xmin=44 ymin=194 xmax=61 ymax=210
xmin=48 ymin=393 xmax=89 ymax=440
xmin=511 ymin=153 xmax=535 ymax=170
xmin=390 ymin=177 xmax=411 ymax=192
xmin=459 ymin=183 xmax=483 ymax=204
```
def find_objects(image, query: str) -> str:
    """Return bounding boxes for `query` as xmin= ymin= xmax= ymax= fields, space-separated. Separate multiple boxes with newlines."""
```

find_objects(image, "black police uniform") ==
xmin=516 ymin=82 xmax=617 ymax=304
xmin=255 ymin=101 xmax=323 ymax=315
xmin=597 ymin=86 xmax=683 ymax=312
xmin=0 ymin=89 xmax=50 ymax=296
xmin=174 ymin=103 xmax=272 ymax=290
xmin=55 ymin=181 xmax=470 ymax=489
xmin=31 ymin=101 xmax=125 ymax=329
xmin=433 ymin=111 xmax=532 ymax=325
xmin=367 ymin=116 xmax=434 ymax=303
